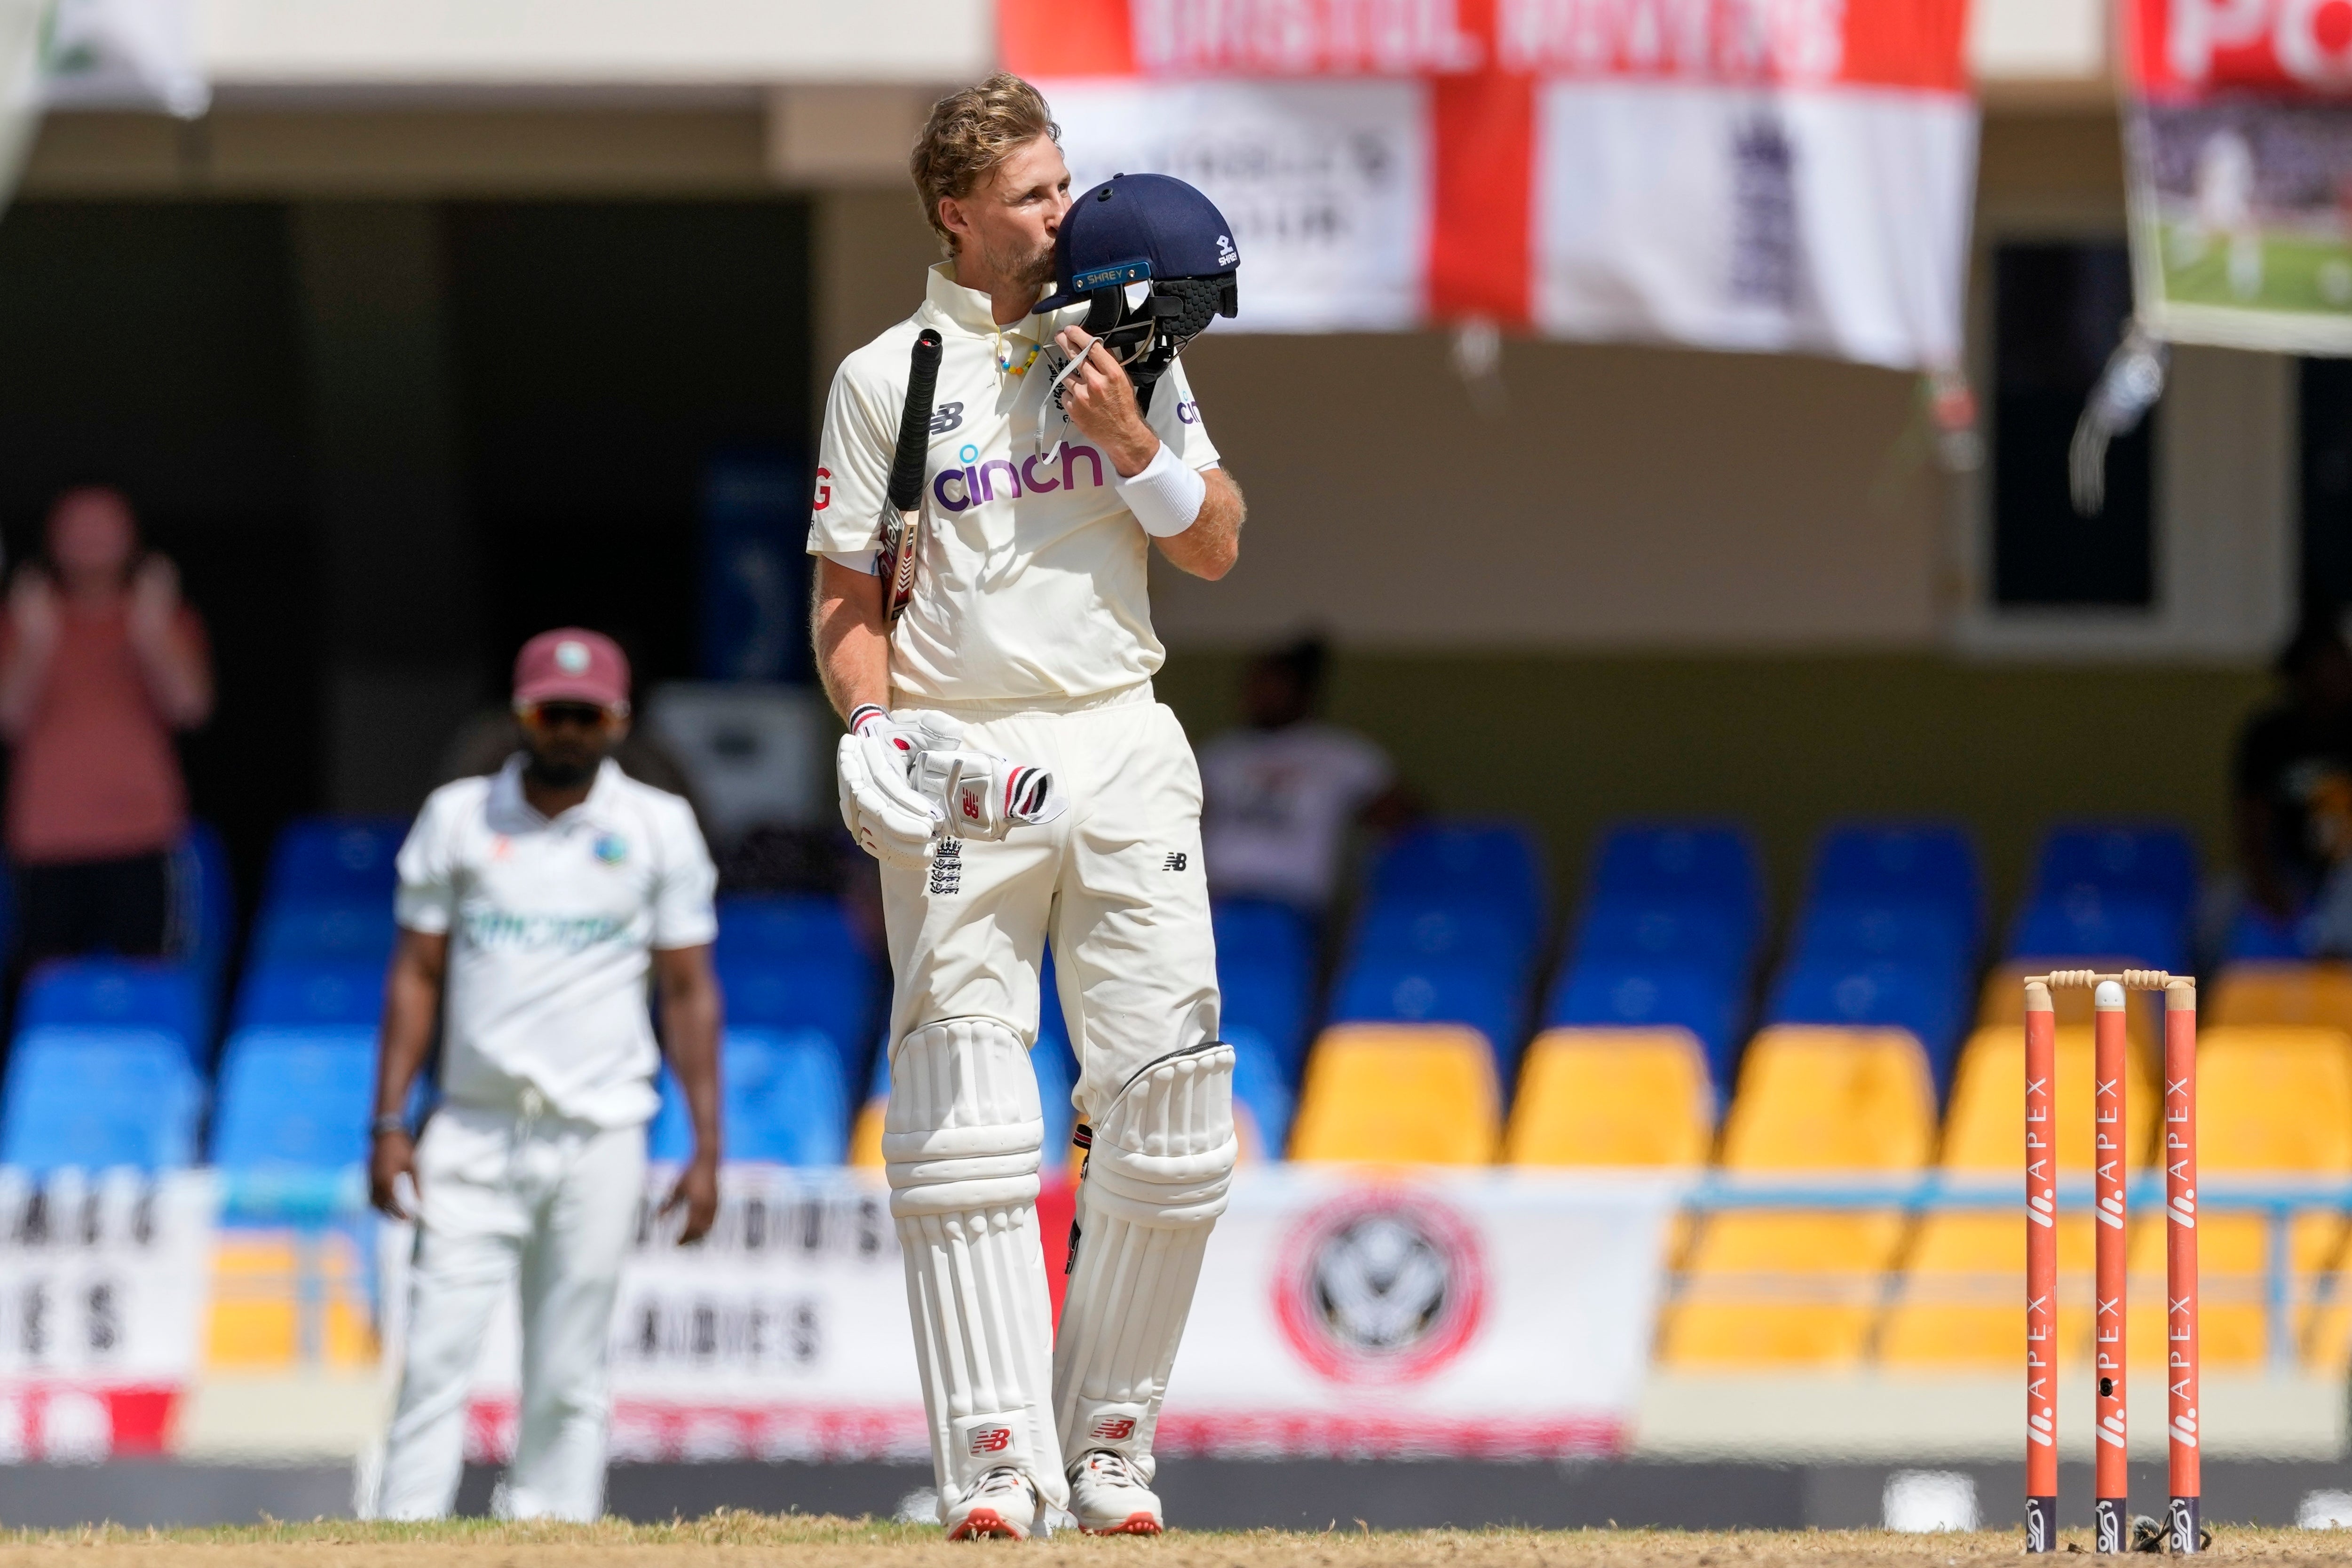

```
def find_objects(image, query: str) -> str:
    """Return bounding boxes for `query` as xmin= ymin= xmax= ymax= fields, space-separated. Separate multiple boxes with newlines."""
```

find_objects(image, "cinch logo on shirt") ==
xmin=460 ymin=908 xmax=631 ymax=953
xmin=931 ymin=441 xmax=1108 ymax=514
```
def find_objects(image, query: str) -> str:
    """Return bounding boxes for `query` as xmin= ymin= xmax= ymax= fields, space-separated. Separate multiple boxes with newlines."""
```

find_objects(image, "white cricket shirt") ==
xmin=395 ymin=757 xmax=718 ymax=1128
xmin=808 ymin=263 xmax=1221 ymax=707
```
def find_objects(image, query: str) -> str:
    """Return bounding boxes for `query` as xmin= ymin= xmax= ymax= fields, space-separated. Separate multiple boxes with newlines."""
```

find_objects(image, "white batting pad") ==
xmin=884 ymin=1017 xmax=1066 ymax=1512
xmin=1053 ymin=1042 xmax=1238 ymax=1477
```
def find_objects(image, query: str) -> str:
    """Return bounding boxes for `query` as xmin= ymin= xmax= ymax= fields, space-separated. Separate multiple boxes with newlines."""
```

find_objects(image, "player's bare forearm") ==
xmin=369 ymin=928 xmax=446 ymax=1220
xmin=1155 ymin=467 xmax=1244 ymax=580
xmin=813 ymin=558 xmax=893 ymax=723
xmin=654 ymin=943 xmax=723 ymax=1243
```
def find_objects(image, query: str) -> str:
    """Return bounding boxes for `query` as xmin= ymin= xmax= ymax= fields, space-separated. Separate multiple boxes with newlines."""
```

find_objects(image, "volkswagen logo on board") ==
xmin=1273 ymin=1189 xmax=1486 ymax=1383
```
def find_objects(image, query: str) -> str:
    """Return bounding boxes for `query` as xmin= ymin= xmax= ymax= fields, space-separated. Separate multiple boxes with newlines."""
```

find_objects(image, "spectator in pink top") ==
xmin=0 ymin=487 xmax=213 ymax=964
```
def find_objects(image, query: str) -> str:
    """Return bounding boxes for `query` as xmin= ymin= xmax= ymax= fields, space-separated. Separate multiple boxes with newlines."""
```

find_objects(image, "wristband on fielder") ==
xmin=1112 ymin=443 xmax=1207 ymax=538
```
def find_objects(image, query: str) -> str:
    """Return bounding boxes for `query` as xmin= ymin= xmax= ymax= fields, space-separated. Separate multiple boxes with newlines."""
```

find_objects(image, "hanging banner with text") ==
xmin=1008 ymin=0 xmax=1975 ymax=371
xmin=384 ymin=1165 xmax=1677 ymax=1464
xmin=2122 ymin=0 xmax=2352 ymax=353
xmin=0 ymin=1169 xmax=215 ymax=1460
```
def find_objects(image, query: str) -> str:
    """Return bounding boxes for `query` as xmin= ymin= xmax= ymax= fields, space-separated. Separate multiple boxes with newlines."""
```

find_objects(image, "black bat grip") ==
xmin=887 ymin=329 xmax=944 ymax=514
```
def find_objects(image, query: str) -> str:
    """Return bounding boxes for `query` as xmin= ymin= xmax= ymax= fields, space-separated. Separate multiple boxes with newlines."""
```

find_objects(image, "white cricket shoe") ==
xmin=944 ymin=1466 xmax=1041 ymax=1541
xmin=1067 ymin=1450 xmax=1164 ymax=1536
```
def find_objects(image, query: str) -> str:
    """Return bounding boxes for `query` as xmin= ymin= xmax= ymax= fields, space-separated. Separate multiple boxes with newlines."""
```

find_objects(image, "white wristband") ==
xmin=1112 ymin=442 xmax=1207 ymax=538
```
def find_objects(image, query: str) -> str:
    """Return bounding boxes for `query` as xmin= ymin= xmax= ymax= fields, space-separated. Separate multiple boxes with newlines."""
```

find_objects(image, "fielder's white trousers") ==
xmin=884 ymin=686 xmax=1221 ymax=1110
xmin=375 ymin=1099 xmax=645 ymax=1522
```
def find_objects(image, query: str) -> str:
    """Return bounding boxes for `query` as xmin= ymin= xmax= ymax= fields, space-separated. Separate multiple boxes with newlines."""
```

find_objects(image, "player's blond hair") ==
xmin=911 ymin=73 xmax=1061 ymax=256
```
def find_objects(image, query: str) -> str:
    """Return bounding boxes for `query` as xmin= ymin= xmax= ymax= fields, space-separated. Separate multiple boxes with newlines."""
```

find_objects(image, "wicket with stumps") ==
xmin=2024 ymin=970 xmax=2198 ymax=1554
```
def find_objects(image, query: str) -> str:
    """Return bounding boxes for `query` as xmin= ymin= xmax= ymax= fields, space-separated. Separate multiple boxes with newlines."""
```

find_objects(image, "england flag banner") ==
xmin=1008 ymin=0 xmax=1975 ymax=372
xmin=382 ymin=1165 xmax=1676 ymax=1463
xmin=2122 ymin=0 xmax=2352 ymax=354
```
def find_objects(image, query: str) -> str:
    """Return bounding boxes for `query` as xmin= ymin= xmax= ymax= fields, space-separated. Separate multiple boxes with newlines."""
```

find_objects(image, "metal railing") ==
xmin=1674 ymin=1172 xmax=2352 ymax=1375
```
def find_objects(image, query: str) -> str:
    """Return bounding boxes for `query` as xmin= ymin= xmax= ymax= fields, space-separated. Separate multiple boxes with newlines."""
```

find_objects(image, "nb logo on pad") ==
xmin=1089 ymin=1417 xmax=1136 ymax=1441
xmin=968 ymin=1426 xmax=1013 ymax=1455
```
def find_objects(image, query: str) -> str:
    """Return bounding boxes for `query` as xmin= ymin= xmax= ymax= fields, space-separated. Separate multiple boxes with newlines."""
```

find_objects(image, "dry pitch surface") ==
xmin=3 ymin=1519 xmax=2352 ymax=1568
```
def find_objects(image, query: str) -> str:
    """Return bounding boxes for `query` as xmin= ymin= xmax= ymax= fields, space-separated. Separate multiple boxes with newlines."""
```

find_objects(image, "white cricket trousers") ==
xmin=375 ymin=1098 xmax=645 ymax=1522
xmin=883 ymin=685 xmax=1220 ymax=1109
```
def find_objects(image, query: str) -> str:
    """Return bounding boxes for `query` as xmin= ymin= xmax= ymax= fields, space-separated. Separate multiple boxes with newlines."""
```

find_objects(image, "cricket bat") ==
xmin=878 ymin=328 xmax=944 ymax=624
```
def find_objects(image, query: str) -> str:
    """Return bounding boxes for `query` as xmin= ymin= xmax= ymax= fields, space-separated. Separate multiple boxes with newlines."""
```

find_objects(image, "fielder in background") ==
xmin=365 ymin=628 xmax=722 ymax=1522
xmin=810 ymin=74 xmax=1245 ymax=1539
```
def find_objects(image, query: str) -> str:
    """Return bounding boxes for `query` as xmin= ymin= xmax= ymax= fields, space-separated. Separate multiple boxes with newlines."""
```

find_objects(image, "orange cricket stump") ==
xmin=2024 ymin=969 xmax=2198 ymax=1555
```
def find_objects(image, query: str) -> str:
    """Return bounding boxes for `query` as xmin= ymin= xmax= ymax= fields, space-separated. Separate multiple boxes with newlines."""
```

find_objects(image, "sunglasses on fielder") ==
xmin=518 ymin=700 xmax=625 ymax=731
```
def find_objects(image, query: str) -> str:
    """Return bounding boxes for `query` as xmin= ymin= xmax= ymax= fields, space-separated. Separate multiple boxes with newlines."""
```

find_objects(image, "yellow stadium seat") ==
xmin=1661 ymin=1027 xmax=1933 ymax=1367
xmin=1878 ymin=1213 xmax=2101 ymax=1367
xmin=848 ymin=1096 xmax=886 ymax=1167
xmin=2211 ymin=962 xmax=2352 ymax=1033
xmin=1502 ymin=1028 xmax=1711 ymax=1166
xmin=1660 ymin=1213 xmax=1908 ymax=1366
xmin=1717 ymin=1027 xmax=1935 ymax=1171
xmin=206 ymin=1230 xmax=376 ymax=1369
xmin=1288 ymin=1024 xmax=1499 ymax=1165
xmin=2140 ymin=1025 xmax=2352 ymax=1368
xmin=1877 ymin=1022 xmax=2146 ymax=1366
xmin=1978 ymin=963 xmax=2155 ymax=1060
xmin=1940 ymin=1024 xmax=2156 ymax=1172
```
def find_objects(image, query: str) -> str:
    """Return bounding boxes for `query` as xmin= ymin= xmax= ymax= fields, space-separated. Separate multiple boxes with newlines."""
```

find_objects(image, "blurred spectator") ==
xmin=2234 ymin=612 xmax=2352 ymax=929
xmin=0 ymin=487 xmax=211 ymax=964
xmin=1198 ymin=636 xmax=1414 ymax=916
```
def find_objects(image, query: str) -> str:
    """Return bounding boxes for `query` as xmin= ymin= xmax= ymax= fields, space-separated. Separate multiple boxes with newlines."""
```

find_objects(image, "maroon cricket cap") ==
xmin=513 ymin=628 xmax=630 ymax=710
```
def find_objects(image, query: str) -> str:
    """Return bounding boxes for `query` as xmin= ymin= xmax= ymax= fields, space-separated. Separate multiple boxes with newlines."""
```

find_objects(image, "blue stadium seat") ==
xmin=2033 ymin=824 xmax=2198 ymax=918
xmin=651 ymin=1027 xmax=848 ymax=1165
xmin=265 ymin=816 xmax=408 ymax=904
xmin=210 ymin=1028 xmax=376 ymax=1171
xmin=2009 ymin=890 xmax=2188 ymax=974
xmin=1765 ymin=959 xmax=1968 ymax=1085
xmin=1812 ymin=823 xmax=1981 ymax=940
xmin=2224 ymin=901 xmax=2313 ymax=961
xmin=1545 ymin=960 xmax=1743 ymax=1088
xmin=1219 ymin=960 xmax=1313 ymax=1082
xmin=713 ymin=894 xmax=861 ymax=966
xmin=1213 ymin=898 xmax=1316 ymax=982
xmin=1032 ymin=1024 xmax=1079 ymax=1169
xmin=1331 ymin=957 xmax=1524 ymax=1066
xmin=1791 ymin=896 xmax=1973 ymax=968
xmin=171 ymin=820 xmax=236 ymax=999
xmin=1571 ymin=897 xmax=1752 ymax=978
xmin=249 ymin=900 xmax=397 ymax=966
xmin=0 ymin=1026 xmax=203 ymax=1172
xmin=1591 ymin=823 xmax=1763 ymax=923
xmin=1352 ymin=902 xmax=1536 ymax=974
xmin=19 ymin=959 xmax=206 ymax=1066
xmin=718 ymin=953 xmax=876 ymax=1083
xmin=1230 ymin=1026 xmax=1295 ymax=1157
xmin=1369 ymin=822 xmax=1546 ymax=930
xmin=232 ymin=961 xmax=386 ymax=1030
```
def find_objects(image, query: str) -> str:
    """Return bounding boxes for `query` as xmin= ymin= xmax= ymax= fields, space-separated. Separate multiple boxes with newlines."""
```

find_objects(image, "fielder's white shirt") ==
xmin=395 ymin=757 xmax=718 ymax=1128
xmin=808 ymin=263 xmax=1221 ymax=706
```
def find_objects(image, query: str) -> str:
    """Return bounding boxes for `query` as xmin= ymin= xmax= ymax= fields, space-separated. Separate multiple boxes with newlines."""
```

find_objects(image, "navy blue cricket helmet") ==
xmin=1037 ymin=172 xmax=1239 ymax=404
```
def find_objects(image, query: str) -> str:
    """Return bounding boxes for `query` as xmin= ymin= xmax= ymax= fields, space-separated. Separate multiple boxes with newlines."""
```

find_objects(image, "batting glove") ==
xmin=904 ymin=711 xmax=1069 ymax=842
xmin=837 ymin=704 xmax=942 ymax=871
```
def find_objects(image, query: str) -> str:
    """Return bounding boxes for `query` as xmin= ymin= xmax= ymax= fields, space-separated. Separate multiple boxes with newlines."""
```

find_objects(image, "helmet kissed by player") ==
xmin=1038 ymin=171 xmax=1240 ymax=415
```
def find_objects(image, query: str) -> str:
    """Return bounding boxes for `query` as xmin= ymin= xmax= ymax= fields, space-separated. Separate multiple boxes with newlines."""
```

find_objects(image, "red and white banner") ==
xmin=395 ymin=1165 xmax=1676 ymax=1465
xmin=0 ymin=1170 xmax=214 ymax=1460
xmin=1009 ymin=0 xmax=1975 ymax=370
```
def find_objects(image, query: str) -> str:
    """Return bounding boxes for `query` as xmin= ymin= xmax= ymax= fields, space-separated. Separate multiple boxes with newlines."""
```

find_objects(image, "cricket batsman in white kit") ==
xmin=365 ymin=627 xmax=722 ymax=1521
xmin=811 ymin=74 xmax=1247 ymax=1538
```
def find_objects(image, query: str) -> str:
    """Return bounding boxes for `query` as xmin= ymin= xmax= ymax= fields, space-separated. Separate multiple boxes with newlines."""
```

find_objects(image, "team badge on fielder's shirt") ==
xmin=593 ymin=833 xmax=628 ymax=866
